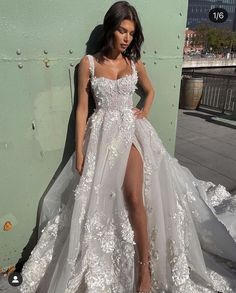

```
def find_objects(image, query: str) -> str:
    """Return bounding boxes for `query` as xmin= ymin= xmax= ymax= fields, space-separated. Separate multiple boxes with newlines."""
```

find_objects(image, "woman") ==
xmin=18 ymin=1 xmax=236 ymax=293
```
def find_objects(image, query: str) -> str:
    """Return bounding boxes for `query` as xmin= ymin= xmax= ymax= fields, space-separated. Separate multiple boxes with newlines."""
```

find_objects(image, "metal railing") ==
xmin=182 ymin=71 xmax=236 ymax=114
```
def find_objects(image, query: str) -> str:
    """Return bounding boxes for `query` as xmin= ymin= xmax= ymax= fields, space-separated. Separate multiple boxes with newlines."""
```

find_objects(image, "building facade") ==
xmin=187 ymin=0 xmax=236 ymax=31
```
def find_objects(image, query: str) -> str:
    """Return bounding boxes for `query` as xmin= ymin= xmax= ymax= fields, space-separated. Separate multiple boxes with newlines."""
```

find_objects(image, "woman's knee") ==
xmin=124 ymin=189 xmax=143 ymax=210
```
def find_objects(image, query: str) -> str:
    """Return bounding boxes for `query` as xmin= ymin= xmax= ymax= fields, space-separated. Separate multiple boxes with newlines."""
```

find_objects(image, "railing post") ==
xmin=221 ymin=78 xmax=230 ymax=114
xmin=232 ymin=97 xmax=236 ymax=118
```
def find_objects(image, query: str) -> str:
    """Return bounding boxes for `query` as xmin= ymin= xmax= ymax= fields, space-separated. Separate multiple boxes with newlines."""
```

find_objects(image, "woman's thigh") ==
xmin=122 ymin=143 xmax=144 ymax=207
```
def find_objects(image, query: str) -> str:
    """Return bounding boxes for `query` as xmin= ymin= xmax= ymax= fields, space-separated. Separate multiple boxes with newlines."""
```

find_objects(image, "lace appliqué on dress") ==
xmin=65 ymin=210 xmax=135 ymax=293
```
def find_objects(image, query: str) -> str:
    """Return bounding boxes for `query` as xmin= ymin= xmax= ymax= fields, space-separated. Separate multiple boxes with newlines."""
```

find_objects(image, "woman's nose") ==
xmin=124 ymin=33 xmax=129 ymax=43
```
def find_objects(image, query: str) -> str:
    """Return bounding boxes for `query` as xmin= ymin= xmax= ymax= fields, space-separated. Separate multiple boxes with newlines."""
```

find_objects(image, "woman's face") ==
xmin=113 ymin=19 xmax=135 ymax=52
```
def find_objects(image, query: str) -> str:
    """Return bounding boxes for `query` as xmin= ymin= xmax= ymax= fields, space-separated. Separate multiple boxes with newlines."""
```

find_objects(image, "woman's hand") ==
xmin=132 ymin=107 xmax=148 ymax=119
xmin=76 ymin=152 xmax=85 ymax=176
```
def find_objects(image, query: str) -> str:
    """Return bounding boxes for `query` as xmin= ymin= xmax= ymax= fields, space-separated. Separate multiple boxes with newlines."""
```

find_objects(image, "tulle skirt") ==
xmin=18 ymin=109 xmax=236 ymax=292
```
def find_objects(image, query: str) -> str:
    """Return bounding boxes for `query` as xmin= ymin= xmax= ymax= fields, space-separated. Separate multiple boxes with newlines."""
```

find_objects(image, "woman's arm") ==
xmin=134 ymin=59 xmax=155 ymax=118
xmin=75 ymin=56 xmax=90 ymax=159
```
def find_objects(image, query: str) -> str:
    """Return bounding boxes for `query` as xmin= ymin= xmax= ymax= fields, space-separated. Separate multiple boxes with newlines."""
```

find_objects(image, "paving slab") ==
xmin=175 ymin=109 xmax=236 ymax=195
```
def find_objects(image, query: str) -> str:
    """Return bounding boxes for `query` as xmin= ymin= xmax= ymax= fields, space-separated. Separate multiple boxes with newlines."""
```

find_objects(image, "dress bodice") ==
xmin=87 ymin=54 xmax=138 ymax=111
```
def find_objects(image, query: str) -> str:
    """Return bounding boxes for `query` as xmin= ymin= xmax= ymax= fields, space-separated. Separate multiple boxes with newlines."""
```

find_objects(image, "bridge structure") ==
xmin=183 ymin=56 xmax=236 ymax=68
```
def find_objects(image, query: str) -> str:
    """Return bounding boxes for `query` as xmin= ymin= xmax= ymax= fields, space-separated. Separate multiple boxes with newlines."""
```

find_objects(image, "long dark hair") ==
xmin=99 ymin=1 xmax=144 ymax=61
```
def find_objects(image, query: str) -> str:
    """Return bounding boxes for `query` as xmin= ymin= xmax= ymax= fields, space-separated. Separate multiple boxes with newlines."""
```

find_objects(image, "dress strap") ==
xmin=87 ymin=55 xmax=95 ymax=77
xmin=130 ymin=59 xmax=137 ymax=75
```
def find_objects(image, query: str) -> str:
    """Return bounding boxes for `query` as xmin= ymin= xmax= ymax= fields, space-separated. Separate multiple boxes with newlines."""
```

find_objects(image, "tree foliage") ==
xmin=191 ymin=24 xmax=236 ymax=53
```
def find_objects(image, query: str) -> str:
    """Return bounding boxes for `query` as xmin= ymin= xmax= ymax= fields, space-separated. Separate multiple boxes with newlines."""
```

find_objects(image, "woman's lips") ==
xmin=121 ymin=44 xmax=128 ymax=48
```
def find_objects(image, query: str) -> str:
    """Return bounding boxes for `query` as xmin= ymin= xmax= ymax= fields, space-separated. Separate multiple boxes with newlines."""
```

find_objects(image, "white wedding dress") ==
xmin=17 ymin=55 xmax=236 ymax=293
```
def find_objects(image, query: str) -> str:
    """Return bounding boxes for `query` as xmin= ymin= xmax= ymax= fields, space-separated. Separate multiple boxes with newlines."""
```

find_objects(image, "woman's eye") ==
xmin=118 ymin=29 xmax=134 ymax=36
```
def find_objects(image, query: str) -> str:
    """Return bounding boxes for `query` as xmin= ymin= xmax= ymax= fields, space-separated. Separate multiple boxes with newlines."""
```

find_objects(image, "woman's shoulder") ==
xmin=133 ymin=58 xmax=145 ymax=73
xmin=80 ymin=54 xmax=90 ymax=64
xmin=80 ymin=54 xmax=97 ymax=68
xmin=133 ymin=58 xmax=143 ymax=65
xmin=78 ymin=55 xmax=91 ymax=75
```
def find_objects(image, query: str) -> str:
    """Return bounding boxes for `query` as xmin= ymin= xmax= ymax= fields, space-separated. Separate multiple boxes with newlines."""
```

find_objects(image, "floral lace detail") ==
xmin=198 ymin=180 xmax=236 ymax=215
xmin=168 ymin=201 xmax=191 ymax=288
xmin=87 ymin=54 xmax=138 ymax=112
xmin=18 ymin=214 xmax=61 ymax=293
xmin=65 ymin=210 xmax=135 ymax=293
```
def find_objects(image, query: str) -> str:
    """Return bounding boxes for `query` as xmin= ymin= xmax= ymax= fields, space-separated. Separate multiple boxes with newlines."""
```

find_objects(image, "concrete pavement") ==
xmin=175 ymin=108 xmax=236 ymax=195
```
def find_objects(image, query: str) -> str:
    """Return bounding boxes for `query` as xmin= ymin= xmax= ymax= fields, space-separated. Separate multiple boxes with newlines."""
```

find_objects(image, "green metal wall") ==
xmin=0 ymin=0 xmax=188 ymax=271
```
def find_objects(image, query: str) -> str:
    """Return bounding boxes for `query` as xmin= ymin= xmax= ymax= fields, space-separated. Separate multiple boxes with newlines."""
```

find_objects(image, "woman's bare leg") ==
xmin=122 ymin=144 xmax=151 ymax=292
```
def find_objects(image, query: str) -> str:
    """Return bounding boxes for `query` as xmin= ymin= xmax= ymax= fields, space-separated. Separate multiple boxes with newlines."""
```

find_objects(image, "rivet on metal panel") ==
xmin=174 ymin=84 xmax=176 ymax=88
xmin=154 ymin=50 xmax=157 ymax=54
xmin=154 ymin=61 xmax=157 ymax=64
xmin=143 ymin=62 xmax=146 ymax=65
xmin=177 ymin=46 xmax=179 ymax=49
xmin=177 ymin=34 xmax=181 ymax=39
xmin=18 ymin=63 xmax=23 ymax=69
xmin=44 ymin=59 xmax=50 ymax=67
xmin=179 ymin=12 xmax=182 ymax=16
xmin=170 ymin=121 xmax=173 ymax=125
xmin=172 ymin=104 xmax=175 ymax=107
xmin=70 ymin=63 xmax=74 ymax=67
xmin=44 ymin=50 xmax=48 ymax=54
xmin=175 ymin=65 xmax=178 ymax=68
xmin=32 ymin=121 xmax=36 ymax=130
xmin=16 ymin=49 xmax=21 ymax=55
xmin=69 ymin=50 xmax=73 ymax=54
xmin=143 ymin=50 xmax=146 ymax=54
